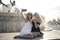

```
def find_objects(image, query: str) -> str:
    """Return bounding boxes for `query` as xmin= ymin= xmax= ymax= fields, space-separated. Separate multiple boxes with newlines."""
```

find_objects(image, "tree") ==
xmin=10 ymin=0 xmax=15 ymax=6
xmin=0 ymin=0 xmax=8 ymax=7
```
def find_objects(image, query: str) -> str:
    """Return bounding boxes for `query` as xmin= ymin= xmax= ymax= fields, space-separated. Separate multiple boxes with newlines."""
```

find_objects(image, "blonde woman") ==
xmin=31 ymin=12 xmax=43 ymax=37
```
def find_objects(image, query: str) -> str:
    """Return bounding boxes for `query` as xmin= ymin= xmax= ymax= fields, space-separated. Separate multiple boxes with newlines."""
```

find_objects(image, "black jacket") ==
xmin=31 ymin=21 xmax=41 ymax=32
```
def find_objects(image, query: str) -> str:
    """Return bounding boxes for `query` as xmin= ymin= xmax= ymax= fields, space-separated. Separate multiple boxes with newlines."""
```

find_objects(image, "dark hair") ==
xmin=36 ymin=22 xmax=40 ymax=25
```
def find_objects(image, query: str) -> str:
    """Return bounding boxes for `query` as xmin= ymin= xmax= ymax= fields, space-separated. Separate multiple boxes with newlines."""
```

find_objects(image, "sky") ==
xmin=2 ymin=0 xmax=60 ymax=22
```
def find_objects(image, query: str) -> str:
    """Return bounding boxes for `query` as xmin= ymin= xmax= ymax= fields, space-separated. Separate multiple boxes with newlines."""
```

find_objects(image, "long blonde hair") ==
xmin=34 ymin=12 xmax=42 ymax=24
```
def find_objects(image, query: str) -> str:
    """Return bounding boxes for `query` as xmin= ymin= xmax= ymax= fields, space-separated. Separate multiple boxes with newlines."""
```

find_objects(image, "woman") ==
xmin=14 ymin=12 xmax=34 ymax=39
xmin=20 ymin=12 xmax=33 ymax=36
xmin=31 ymin=13 xmax=43 ymax=37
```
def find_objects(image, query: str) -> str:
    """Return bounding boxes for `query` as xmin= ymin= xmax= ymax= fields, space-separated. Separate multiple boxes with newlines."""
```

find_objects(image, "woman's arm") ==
xmin=34 ymin=12 xmax=42 ymax=25
xmin=21 ymin=11 xmax=26 ymax=21
xmin=35 ymin=16 xmax=42 ymax=26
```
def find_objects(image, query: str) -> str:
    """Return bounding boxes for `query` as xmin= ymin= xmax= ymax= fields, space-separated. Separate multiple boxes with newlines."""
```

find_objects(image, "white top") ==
xmin=20 ymin=21 xmax=32 ymax=35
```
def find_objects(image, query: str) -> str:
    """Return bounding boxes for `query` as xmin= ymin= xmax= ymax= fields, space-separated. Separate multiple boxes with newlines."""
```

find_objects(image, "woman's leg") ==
xmin=22 ymin=34 xmax=34 ymax=39
xmin=31 ymin=32 xmax=40 ymax=38
xmin=14 ymin=33 xmax=34 ymax=39
xmin=36 ymin=32 xmax=43 ymax=37
xmin=40 ymin=32 xmax=44 ymax=37
xmin=14 ymin=32 xmax=44 ymax=39
xmin=32 ymin=32 xmax=43 ymax=37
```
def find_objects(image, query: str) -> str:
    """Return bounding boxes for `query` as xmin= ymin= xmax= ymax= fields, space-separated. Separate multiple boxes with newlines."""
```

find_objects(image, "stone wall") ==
xmin=0 ymin=12 xmax=25 ymax=32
